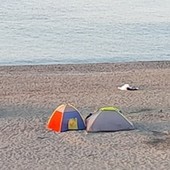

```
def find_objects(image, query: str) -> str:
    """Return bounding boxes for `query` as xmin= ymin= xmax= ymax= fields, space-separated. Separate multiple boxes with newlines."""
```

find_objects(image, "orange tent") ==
xmin=47 ymin=104 xmax=86 ymax=132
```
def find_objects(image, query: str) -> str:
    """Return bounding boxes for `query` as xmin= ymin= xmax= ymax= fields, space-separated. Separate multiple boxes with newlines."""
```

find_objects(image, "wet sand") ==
xmin=0 ymin=61 xmax=170 ymax=170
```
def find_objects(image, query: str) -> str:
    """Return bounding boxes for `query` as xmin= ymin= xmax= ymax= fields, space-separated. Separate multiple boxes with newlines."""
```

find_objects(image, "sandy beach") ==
xmin=0 ymin=61 xmax=170 ymax=170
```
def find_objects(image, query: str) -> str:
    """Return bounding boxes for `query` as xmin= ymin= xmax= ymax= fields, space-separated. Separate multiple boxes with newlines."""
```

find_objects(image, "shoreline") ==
xmin=0 ymin=60 xmax=170 ymax=68
xmin=0 ymin=60 xmax=170 ymax=169
xmin=0 ymin=59 xmax=170 ymax=67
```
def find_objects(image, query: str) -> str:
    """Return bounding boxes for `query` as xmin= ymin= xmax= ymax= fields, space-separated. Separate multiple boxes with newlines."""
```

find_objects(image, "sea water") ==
xmin=0 ymin=0 xmax=170 ymax=65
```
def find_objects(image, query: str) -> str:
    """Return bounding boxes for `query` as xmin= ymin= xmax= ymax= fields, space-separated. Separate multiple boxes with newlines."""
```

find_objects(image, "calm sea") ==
xmin=0 ymin=0 xmax=170 ymax=65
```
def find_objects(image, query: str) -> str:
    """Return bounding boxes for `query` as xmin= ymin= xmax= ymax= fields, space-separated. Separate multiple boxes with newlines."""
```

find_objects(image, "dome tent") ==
xmin=47 ymin=104 xmax=86 ymax=132
xmin=85 ymin=107 xmax=134 ymax=132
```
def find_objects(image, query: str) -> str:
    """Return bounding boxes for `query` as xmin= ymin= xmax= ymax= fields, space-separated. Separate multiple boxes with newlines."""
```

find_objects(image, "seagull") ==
xmin=118 ymin=84 xmax=139 ymax=91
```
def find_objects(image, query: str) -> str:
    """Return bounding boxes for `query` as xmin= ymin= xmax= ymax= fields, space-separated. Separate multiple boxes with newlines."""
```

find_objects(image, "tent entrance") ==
xmin=68 ymin=118 xmax=78 ymax=130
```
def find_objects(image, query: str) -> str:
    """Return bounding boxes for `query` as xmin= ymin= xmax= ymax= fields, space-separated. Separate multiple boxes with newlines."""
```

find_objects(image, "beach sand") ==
xmin=0 ymin=61 xmax=170 ymax=170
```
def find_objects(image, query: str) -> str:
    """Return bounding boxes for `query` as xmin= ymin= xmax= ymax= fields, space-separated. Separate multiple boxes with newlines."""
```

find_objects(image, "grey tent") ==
xmin=85 ymin=107 xmax=134 ymax=132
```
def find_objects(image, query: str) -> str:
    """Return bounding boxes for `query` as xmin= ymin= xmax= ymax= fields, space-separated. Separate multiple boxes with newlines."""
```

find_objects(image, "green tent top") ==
xmin=99 ymin=106 xmax=120 ymax=112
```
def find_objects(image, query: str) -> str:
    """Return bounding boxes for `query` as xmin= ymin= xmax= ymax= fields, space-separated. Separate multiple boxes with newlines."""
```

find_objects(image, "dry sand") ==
xmin=0 ymin=61 xmax=170 ymax=170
